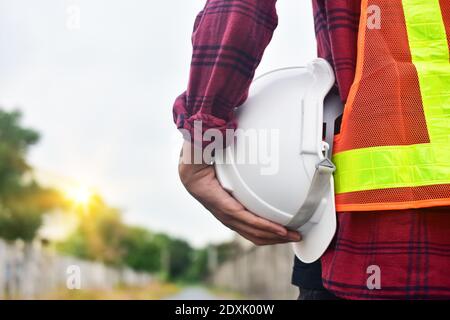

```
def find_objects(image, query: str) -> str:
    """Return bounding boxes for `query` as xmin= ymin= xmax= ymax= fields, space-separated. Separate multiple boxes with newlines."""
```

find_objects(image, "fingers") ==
xmin=229 ymin=211 xmax=301 ymax=241
xmin=202 ymin=182 xmax=291 ymax=237
xmin=239 ymin=232 xmax=292 ymax=246
xmin=229 ymin=208 xmax=291 ymax=237
xmin=202 ymin=180 xmax=302 ymax=245
xmin=179 ymin=161 xmax=302 ymax=247
xmin=225 ymin=218 xmax=300 ymax=243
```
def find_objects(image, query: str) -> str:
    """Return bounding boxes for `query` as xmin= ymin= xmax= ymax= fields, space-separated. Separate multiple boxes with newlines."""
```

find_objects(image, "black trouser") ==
xmin=297 ymin=287 xmax=341 ymax=300
xmin=292 ymin=257 xmax=341 ymax=300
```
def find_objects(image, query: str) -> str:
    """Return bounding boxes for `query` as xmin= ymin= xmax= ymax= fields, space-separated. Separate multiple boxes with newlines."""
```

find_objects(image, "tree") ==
xmin=184 ymin=248 xmax=208 ymax=282
xmin=57 ymin=195 xmax=128 ymax=265
xmin=0 ymin=110 xmax=39 ymax=194
xmin=152 ymin=234 xmax=195 ymax=280
xmin=121 ymin=226 xmax=161 ymax=272
xmin=0 ymin=109 xmax=59 ymax=241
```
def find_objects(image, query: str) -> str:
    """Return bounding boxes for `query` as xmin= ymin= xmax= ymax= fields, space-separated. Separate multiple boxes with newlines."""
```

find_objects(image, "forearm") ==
xmin=173 ymin=0 xmax=278 ymax=147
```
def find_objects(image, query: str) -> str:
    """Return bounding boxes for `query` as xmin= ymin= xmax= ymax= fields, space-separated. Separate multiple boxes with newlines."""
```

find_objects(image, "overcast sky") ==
xmin=0 ymin=0 xmax=316 ymax=247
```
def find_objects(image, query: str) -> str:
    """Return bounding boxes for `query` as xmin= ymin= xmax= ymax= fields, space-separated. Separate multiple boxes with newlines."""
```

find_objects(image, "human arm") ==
xmin=174 ymin=0 xmax=301 ymax=245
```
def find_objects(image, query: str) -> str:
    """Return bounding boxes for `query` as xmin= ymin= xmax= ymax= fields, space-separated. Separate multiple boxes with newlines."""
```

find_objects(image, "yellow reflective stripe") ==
xmin=334 ymin=0 xmax=450 ymax=194
xmin=402 ymin=0 xmax=450 ymax=144
xmin=334 ymin=143 xmax=450 ymax=193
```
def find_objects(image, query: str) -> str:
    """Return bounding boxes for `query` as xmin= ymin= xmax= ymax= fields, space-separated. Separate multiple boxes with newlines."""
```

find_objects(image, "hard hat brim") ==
xmin=292 ymin=179 xmax=337 ymax=263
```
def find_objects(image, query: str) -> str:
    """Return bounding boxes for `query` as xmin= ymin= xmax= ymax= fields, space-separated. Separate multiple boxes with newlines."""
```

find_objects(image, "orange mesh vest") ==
xmin=333 ymin=0 xmax=450 ymax=212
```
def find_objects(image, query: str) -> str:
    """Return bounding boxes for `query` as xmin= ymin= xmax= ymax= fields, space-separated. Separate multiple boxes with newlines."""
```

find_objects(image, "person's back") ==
xmin=321 ymin=0 xmax=450 ymax=299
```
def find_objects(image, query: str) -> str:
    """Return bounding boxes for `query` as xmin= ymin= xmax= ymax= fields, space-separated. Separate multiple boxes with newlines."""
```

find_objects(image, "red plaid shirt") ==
xmin=173 ymin=0 xmax=450 ymax=299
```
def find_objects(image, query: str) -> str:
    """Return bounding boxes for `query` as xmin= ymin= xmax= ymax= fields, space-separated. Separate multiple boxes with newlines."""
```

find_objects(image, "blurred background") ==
xmin=0 ymin=0 xmax=315 ymax=299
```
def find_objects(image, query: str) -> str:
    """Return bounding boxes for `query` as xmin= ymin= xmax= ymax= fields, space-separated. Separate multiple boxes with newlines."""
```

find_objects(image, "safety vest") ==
xmin=333 ymin=0 xmax=450 ymax=212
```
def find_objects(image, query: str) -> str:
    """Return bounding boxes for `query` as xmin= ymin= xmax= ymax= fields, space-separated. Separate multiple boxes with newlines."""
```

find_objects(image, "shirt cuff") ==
xmin=173 ymin=93 xmax=237 ymax=149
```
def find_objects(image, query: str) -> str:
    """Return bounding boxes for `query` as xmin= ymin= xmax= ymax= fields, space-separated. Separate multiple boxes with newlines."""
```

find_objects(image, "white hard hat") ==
xmin=214 ymin=58 xmax=342 ymax=263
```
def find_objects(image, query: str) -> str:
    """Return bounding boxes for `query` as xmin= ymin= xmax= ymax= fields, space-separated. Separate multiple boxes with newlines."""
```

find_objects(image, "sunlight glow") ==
xmin=66 ymin=186 xmax=93 ymax=206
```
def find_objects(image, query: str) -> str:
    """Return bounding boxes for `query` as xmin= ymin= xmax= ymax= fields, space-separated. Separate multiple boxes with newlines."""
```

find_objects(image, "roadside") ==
xmin=41 ymin=282 xmax=179 ymax=300
xmin=165 ymin=286 xmax=243 ymax=300
xmin=38 ymin=282 xmax=242 ymax=300
xmin=166 ymin=287 xmax=223 ymax=300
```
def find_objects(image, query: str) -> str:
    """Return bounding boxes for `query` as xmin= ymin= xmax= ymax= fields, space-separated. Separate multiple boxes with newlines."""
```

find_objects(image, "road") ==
xmin=166 ymin=287 xmax=227 ymax=300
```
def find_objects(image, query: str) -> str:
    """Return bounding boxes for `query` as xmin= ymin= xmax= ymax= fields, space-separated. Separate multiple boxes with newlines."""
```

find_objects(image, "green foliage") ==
xmin=166 ymin=238 xmax=194 ymax=280
xmin=56 ymin=229 xmax=90 ymax=259
xmin=150 ymin=233 xmax=200 ymax=281
xmin=0 ymin=110 xmax=39 ymax=195
xmin=183 ymin=242 xmax=237 ymax=282
xmin=121 ymin=226 xmax=161 ymax=272
xmin=184 ymin=248 xmax=208 ymax=282
xmin=57 ymin=196 xmax=127 ymax=265
xmin=0 ymin=183 xmax=59 ymax=241
xmin=57 ymin=209 xmax=211 ymax=282
xmin=0 ymin=109 xmax=60 ymax=241
xmin=215 ymin=242 xmax=237 ymax=264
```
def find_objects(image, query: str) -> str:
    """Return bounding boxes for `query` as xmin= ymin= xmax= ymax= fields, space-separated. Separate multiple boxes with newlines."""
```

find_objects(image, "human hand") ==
xmin=178 ymin=142 xmax=301 ymax=246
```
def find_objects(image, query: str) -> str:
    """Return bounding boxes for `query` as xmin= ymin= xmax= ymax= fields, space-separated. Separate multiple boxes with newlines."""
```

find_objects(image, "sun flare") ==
xmin=66 ymin=186 xmax=93 ymax=206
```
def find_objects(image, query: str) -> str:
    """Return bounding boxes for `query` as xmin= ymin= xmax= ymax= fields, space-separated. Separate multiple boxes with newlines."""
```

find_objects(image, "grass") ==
xmin=40 ymin=281 xmax=180 ymax=300
xmin=208 ymin=286 xmax=245 ymax=300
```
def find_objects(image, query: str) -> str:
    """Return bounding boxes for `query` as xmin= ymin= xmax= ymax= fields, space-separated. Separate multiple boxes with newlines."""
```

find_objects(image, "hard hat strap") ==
xmin=286 ymin=158 xmax=336 ymax=230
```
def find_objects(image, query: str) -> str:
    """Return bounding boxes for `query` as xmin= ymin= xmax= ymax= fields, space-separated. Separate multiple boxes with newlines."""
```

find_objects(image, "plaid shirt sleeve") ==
xmin=172 ymin=0 xmax=278 ymax=146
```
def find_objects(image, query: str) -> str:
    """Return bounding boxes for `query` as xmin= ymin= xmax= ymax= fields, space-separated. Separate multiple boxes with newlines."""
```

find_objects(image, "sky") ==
xmin=0 ymin=0 xmax=316 ymax=247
